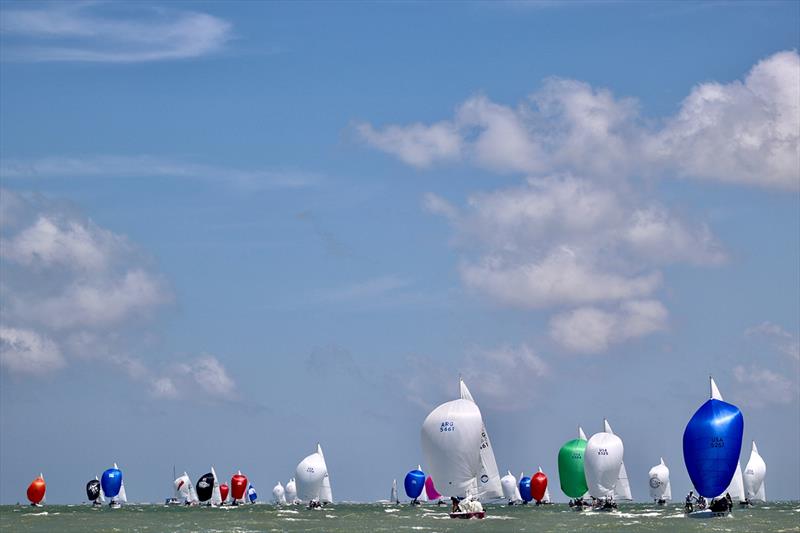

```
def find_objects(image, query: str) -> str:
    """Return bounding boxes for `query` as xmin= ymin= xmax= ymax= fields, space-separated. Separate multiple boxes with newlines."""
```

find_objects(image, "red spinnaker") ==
xmin=531 ymin=472 xmax=548 ymax=502
xmin=424 ymin=476 xmax=441 ymax=500
xmin=231 ymin=473 xmax=248 ymax=500
xmin=27 ymin=476 xmax=46 ymax=504
xmin=220 ymin=483 xmax=229 ymax=502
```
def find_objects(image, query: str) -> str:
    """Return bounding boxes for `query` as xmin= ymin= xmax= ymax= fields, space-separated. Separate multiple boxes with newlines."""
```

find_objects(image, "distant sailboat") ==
xmin=86 ymin=477 xmax=102 ymax=506
xmin=585 ymin=420 xmax=625 ymax=511
xmin=531 ymin=467 xmax=550 ymax=505
xmin=683 ymin=377 xmax=744 ymax=518
xmin=295 ymin=443 xmax=329 ymax=507
xmin=231 ymin=471 xmax=248 ymax=505
xmin=174 ymin=472 xmax=199 ymax=505
xmin=210 ymin=466 xmax=223 ymax=506
xmin=558 ymin=426 xmax=589 ymax=510
xmin=743 ymin=441 xmax=766 ymax=504
xmin=285 ymin=478 xmax=298 ymax=504
xmin=247 ymin=484 xmax=258 ymax=504
xmin=390 ymin=479 xmax=399 ymax=504
xmin=101 ymin=464 xmax=124 ymax=508
xmin=404 ymin=466 xmax=426 ymax=505
xmin=220 ymin=483 xmax=230 ymax=505
xmin=166 ymin=466 xmax=180 ymax=505
xmin=424 ymin=476 xmax=443 ymax=504
xmin=539 ymin=467 xmax=552 ymax=504
xmin=518 ymin=473 xmax=532 ymax=504
xmin=648 ymin=458 xmax=671 ymax=505
xmin=196 ymin=472 xmax=215 ymax=505
xmin=26 ymin=474 xmax=45 ymax=507
xmin=273 ymin=481 xmax=287 ymax=505
xmin=500 ymin=471 xmax=521 ymax=505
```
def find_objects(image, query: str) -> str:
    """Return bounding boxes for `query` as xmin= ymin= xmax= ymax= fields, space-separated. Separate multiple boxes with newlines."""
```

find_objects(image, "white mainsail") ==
xmin=273 ymin=482 xmax=286 ymax=504
xmin=295 ymin=444 xmax=327 ymax=502
xmin=317 ymin=444 xmax=333 ymax=504
xmin=585 ymin=420 xmax=624 ymax=499
xmin=718 ymin=463 xmax=746 ymax=502
xmin=421 ymin=397 xmax=483 ymax=498
xmin=285 ymin=478 xmax=297 ymax=503
xmin=210 ymin=466 xmax=222 ymax=505
xmin=97 ymin=475 xmax=106 ymax=503
xmin=391 ymin=479 xmax=398 ymax=503
xmin=743 ymin=441 xmax=766 ymax=502
xmin=500 ymin=470 xmax=520 ymax=503
xmin=603 ymin=420 xmax=632 ymax=501
xmin=648 ymin=458 xmax=671 ymax=502
xmin=459 ymin=379 xmax=503 ymax=500
xmin=538 ymin=466 xmax=551 ymax=503
xmin=517 ymin=472 xmax=524 ymax=502
xmin=113 ymin=463 xmax=127 ymax=503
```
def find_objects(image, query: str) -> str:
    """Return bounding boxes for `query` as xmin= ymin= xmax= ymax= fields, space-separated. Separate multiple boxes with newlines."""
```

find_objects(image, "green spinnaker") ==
xmin=558 ymin=438 xmax=588 ymax=498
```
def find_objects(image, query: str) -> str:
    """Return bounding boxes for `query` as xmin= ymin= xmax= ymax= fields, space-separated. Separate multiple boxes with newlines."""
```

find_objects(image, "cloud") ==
xmin=174 ymin=356 xmax=237 ymax=400
xmin=549 ymin=299 xmax=668 ymax=354
xmin=0 ymin=155 xmax=318 ymax=190
xmin=0 ymin=327 xmax=65 ymax=375
xmin=357 ymin=51 xmax=800 ymax=190
xmin=732 ymin=365 xmax=796 ymax=407
xmin=0 ymin=3 xmax=232 ymax=63
xmin=354 ymin=121 xmax=462 ymax=168
xmin=745 ymin=321 xmax=800 ymax=360
xmin=461 ymin=344 xmax=549 ymax=409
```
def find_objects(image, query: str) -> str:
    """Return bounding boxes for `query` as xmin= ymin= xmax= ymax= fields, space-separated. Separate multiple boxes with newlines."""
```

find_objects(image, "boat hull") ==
xmin=687 ymin=510 xmax=730 ymax=519
xmin=449 ymin=511 xmax=485 ymax=519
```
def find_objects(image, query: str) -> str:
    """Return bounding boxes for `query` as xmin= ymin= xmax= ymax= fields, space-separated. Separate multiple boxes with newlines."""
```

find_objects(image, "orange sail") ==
xmin=27 ymin=475 xmax=46 ymax=505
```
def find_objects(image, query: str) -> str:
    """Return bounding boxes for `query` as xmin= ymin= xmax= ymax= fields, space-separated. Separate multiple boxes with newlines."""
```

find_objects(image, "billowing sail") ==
xmin=519 ymin=474 xmax=532 ymax=503
xmin=391 ymin=479 xmax=398 ymax=503
xmin=718 ymin=463 xmax=745 ymax=502
xmin=404 ymin=467 xmax=426 ymax=499
xmin=648 ymin=458 xmax=671 ymax=501
xmin=247 ymin=484 xmax=258 ymax=503
xmin=743 ymin=441 xmax=766 ymax=502
xmin=231 ymin=471 xmax=248 ymax=503
xmin=500 ymin=471 xmax=519 ymax=503
xmin=273 ymin=481 xmax=286 ymax=504
xmin=196 ymin=472 xmax=214 ymax=503
xmin=27 ymin=474 xmax=46 ymax=505
xmin=86 ymin=478 xmax=101 ymax=502
xmin=295 ymin=444 xmax=327 ymax=502
xmin=420 ymin=397 xmax=483 ymax=498
xmin=220 ymin=483 xmax=230 ymax=503
xmin=101 ymin=467 xmax=122 ymax=499
xmin=175 ymin=472 xmax=196 ymax=504
xmin=558 ymin=427 xmax=589 ymax=498
xmin=285 ymin=478 xmax=297 ymax=502
xmin=210 ymin=467 xmax=222 ymax=505
xmin=531 ymin=469 xmax=547 ymax=503
xmin=683 ymin=377 xmax=744 ymax=498
xmin=585 ymin=420 xmax=624 ymax=499
xmin=459 ymin=380 xmax=503 ymax=499
xmin=424 ymin=476 xmax=441 ymax=501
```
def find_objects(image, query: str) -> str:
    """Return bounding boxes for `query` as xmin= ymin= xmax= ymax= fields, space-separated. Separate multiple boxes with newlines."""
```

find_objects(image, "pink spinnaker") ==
xmin=425 ymin=476 xmax=441 ymax=500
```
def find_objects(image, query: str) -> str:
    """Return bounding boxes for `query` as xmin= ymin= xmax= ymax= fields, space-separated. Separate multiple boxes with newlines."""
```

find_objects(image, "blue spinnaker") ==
xmin=404 ymin=469 xmax=426 ymax=499
xmin=519 ymin=476 xmax=532 ymax=502
xmin=683 ymin=398 xmax=744 ymax=498
xmin=101 ymin=467 xmax=122 ymax=499
xmin=247 ymin=484 xmax=257 ymax=503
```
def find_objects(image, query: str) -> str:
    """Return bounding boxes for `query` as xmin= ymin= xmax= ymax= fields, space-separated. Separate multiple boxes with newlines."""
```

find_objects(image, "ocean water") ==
xmin=1 ymin=502 xmax=798 ymax=532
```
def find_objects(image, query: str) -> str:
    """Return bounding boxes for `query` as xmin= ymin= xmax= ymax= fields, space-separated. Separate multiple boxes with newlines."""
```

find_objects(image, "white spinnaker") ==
xmin=391 ymin=479 xmax=398 ymax=503
xmin=114 ymin=463 xmax=127 ymax=503
xmin=421 ymin=398 xmax=483 ymax=498
xmin=211 ymin=466 xmax=222 ymax=505
xmin=459 ymin=380 xmax=503 ymax=500
xmin=585 ymin=427 xmax=624 ymax=499
xmin=743 ymin=441 xmax=766 ymax=502
xmin=175 ymin=473 xmax=192 ymax=502
xmin=285 ymin=478 xmax=297 ymax=502
xmin=500 ymin=471 xmax=519 ymax=503
xmin=295 ymin=446 xmax=327 ymax=502
xmin=718 ymin=463 xmax=745 ymax=502
xmin=648 ymin=458 xmax=671 ymax=501
xmin=273 ymin=482 xmax=287 ymax=504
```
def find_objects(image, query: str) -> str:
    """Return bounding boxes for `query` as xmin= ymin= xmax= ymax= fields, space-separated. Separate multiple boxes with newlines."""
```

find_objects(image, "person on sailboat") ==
xmin=450 ymin=497 xmax=460 ymax=513
xmin=684 ymin=491 xmax=696 ymax=513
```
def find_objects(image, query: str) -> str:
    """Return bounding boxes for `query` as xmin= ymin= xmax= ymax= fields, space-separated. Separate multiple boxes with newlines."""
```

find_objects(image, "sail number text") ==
xmin=440 ymin=421 xmax=455 ymax=432
xmin=710 ymin=437 xmax=725 ymax=448
xmin=596 ymin=448 xmax=609 ymax=456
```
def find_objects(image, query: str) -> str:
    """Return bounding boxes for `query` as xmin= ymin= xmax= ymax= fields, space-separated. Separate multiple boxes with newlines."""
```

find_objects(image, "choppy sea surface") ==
xmin=1 ymin=502 xmax=798 ymax=532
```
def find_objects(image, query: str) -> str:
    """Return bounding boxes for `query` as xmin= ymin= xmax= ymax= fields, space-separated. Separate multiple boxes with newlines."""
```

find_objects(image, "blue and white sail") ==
xmin=683 ymin=377 xmax=744 ymax=498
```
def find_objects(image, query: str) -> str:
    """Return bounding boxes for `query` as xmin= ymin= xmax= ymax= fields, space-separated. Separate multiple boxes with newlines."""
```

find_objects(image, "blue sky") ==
xmin=0 ymin=1 xmax=798 ymax=504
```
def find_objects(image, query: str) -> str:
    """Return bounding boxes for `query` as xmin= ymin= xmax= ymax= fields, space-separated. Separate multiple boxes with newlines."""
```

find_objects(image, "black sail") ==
xmin=86 ymin=479 xmax=101 ymax=501
xmin=196 ymin=472 xmax=215 ymax=502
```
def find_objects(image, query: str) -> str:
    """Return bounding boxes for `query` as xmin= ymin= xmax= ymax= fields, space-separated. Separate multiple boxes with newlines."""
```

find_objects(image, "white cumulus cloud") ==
xmin=0 ymin=327 xmax=65 ymax=375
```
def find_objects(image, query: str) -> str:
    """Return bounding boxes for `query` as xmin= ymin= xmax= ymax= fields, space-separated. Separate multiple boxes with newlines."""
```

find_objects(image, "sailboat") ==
xmin=220 ymin=483 xmax=230 ymax=505
xmin=559 ymin=427 xmax=589 ymax=510
xmin=531 ymin=467 xmax=550 ymax=505
xmin=717 ymin=461 xmax=745 ymax=505
xmin=196 ymin=472 xmax=215 ymax=505
xmin=743 ymin=441 xmax=766 ymax=505
xmin=585 ymin=420 xmax=625 ymax=511
xmin=101 ymin=464 xmax=125 ymax=508
xmin=211 ymin=467 xmax=223 ymax=506
xmin=390 ymin=479 xmax=399 ymax=504
xmin=500 ymin=471 xmax=521 ymax=505
xmin=420 ymin=378 xmax=488 ymax=518
xmin=295 ymin=443 xmax=330 ymax=508
xmin=518 ymin=473 xmax=532 ymax=504
xmin=273 ymin=481 xmax=287 ymax=505
xmin=404 ymin=466 xmax=426 ymax=505
xmin=166 ymin=467 xmax=181 ymax=505
xmin=683 ymin=377 xmax=744 ymax=518
xmin=247 ymin=484 xmax=258 ymax=504
xmin=424 ymin=476 xmax=443 ymax=505
xmin=26 ymin=474 xmax=45 ymax=507
xmin=285 ymin=478 xmax=298 ymax=504
xmin=540 ymin=467 xmax=552 ymax=504
xmin=231 ymin=471 xmax=248 ymax=505
xmin=459 ymin=380 xmax=503 ymax=501
xmin=648 ymin=458 xmax=671 ymax=505
xmin=86 ymin=477 xmax=102 ymax=506
xmin=174 ymin=472 xmax=199 ymax=505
